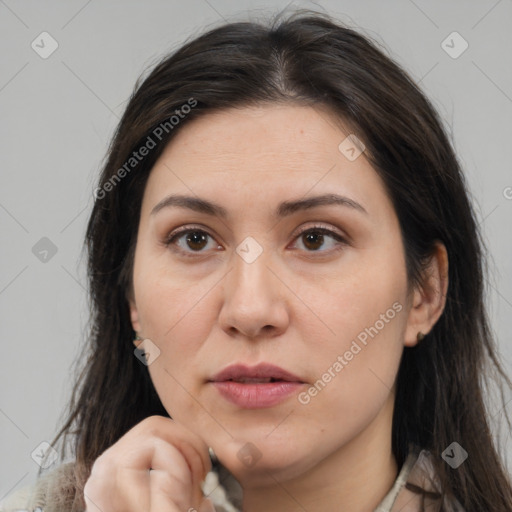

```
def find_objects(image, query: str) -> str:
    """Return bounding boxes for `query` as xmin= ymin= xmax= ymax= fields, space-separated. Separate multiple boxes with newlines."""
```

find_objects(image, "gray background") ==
xmin=1 ymin=0 xmax=511 ymax=501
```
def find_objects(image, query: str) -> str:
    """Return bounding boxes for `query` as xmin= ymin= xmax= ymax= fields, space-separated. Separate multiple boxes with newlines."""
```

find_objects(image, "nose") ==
xmin=218 ymin=246 xmax=290 ymax=340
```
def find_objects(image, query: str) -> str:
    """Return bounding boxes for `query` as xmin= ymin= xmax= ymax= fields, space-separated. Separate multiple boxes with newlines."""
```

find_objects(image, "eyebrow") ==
xmin=150 ymin=193 xmax=368 ymax=218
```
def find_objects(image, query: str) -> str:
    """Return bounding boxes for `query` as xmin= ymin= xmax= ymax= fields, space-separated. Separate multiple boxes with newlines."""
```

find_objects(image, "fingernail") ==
xmin=208 ymin=446 xmax=218 ymax=464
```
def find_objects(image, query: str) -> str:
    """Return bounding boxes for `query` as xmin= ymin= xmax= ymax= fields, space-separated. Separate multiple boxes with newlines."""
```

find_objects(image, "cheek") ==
xmin=293 ymin=305 xmax=405 ymax=456
xmin=136 ymin=279 xmax=220 ymax=410
xmin=295 ymin=249 xmax=408 ymax=407
xmin=135 ymin=258 xmax=218 ymax=346
xmin=299 ymin=302 xmax=405 ymax=409
xmin=296 ymin=250 xmax=407 ymax=352
xmin=133 ymin=272 xmax=219 ymax=417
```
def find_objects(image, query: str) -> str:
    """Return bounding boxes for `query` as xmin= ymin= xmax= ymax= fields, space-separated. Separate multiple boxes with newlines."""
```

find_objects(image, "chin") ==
xmin=214 ymin=436 xmax=319 ymax=486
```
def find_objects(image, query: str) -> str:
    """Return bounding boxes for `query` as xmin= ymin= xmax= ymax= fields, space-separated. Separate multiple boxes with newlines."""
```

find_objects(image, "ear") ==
xmin=128 ymin=297 xmax=143 ymax=348
xmin=404 ymin=240 xmax=449 ymax=347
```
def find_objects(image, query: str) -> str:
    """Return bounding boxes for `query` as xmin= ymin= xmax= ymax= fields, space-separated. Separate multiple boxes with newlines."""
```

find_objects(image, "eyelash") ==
xmin=163 ymin=224 xmax=348 ymax=258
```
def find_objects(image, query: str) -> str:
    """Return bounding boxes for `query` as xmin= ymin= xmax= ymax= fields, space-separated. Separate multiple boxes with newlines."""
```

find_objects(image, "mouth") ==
xmin=209 ymin=363 xmax=305 ymax=409
xmin=210 ymin=363 xmax=304 ymax=383
xmin=223 ymin=377 xmax=285 ymax=383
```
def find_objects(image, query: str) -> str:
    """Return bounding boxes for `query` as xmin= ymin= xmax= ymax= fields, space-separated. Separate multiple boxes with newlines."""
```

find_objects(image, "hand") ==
xmin=83 ymin=415 xmax=215 ymax=512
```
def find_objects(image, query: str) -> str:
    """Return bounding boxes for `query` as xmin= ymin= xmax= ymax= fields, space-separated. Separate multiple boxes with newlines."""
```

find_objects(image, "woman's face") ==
xmin=129 ymin=104 xmax=425 ymax=485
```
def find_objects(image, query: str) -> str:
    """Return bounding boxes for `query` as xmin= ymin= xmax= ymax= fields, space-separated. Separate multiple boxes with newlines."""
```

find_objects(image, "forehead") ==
xmin=141 ymin=104 xmax=393 ymax=221
xmin=159 ymin=104 xmax=350 ymax=168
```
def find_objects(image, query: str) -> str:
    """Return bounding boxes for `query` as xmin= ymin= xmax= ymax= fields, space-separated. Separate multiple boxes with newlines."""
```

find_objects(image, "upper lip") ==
xmin=210 ymin=363 xmax=304 ymax=383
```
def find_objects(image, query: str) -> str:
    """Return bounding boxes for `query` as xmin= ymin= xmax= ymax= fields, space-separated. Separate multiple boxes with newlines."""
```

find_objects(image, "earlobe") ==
xmin=133 ymin=331 xmax=143 ymax=348
xmin=129 ymin=299 xmax=142 ymax=344
xmin=403 ymin=240 xmax=449 ymax=347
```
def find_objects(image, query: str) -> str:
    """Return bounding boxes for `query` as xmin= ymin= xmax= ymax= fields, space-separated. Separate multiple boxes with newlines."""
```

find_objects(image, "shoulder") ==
xmin=0 ymin=463 xmax=76 ymax=512
xmin=388 ymin=446 xmax=466 ymax=512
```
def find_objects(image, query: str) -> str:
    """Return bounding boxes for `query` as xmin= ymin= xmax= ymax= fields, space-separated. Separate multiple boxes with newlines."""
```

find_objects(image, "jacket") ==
xmin=0 ymin=445 xmax=465 ymax=511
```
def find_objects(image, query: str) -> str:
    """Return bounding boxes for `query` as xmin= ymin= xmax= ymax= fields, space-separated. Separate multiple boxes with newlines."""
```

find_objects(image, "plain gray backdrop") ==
xmin=1 ymin=0 xmax=511 ymax=502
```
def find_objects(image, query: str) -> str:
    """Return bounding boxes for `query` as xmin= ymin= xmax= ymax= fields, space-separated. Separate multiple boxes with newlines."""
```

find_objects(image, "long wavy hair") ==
xmin=47 ymin=9 xmax=512 ymax=511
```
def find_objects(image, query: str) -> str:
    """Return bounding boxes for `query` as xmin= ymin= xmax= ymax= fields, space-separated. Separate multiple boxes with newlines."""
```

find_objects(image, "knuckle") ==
xmin=89 ymin=451 xmax=116 ymax=479
xmin=138 ymin=414 xmax=169 ymax=436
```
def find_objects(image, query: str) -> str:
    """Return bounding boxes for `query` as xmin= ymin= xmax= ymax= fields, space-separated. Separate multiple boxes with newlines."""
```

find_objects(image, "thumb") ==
xmin=198 ymin=497 xmax=216 ymax=512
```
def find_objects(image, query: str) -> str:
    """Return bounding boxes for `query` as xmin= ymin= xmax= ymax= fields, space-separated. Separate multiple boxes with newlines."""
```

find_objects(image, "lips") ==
xmin=209 ymin=363 xmax=305 ymax=409
xmin=210 ymin=363 xmax=304 ymax=384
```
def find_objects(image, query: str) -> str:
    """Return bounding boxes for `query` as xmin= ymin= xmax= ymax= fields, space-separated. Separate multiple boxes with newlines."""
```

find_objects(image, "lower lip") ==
xmin=211 ymin=381 xmax=303 ymax=408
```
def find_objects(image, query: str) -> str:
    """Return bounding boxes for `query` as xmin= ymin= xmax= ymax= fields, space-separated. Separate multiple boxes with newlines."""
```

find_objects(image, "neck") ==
xmin=240 ymin=397 xmax=398 ymax=512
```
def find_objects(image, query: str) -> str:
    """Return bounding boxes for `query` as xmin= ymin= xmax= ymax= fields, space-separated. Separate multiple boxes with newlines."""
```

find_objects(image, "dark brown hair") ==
xmin=48 ymin=9 xmax=512 ymax=511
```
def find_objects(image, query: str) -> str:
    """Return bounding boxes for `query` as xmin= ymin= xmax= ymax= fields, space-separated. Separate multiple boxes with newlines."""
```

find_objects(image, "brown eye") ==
xmin=293 ymin=227 xmax=347 ymax=253
xmin=164 ymin=228 xmax=219 ymax=256
xmin=164 ymin=224 xmax=347 ymax=259
xmin=183 ymin=231 xmax=209 ymax=251
xmin=302 ymin=231 xmax=325 ymax=251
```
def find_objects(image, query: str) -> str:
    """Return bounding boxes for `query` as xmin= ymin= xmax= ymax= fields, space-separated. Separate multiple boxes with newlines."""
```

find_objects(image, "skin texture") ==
xmin=84 ymin=416 xmax=214 ymax=512
xmin=126 ymin=104 xmax=449 ymax=512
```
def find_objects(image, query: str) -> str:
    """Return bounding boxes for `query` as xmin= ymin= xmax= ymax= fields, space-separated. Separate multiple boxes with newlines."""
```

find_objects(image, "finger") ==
xmin=129 ymin=441 xmax=201 ymax=510
xmin=86 ymin=444 xmax=192 ymax=512
xmin=115 ymin=416 xmax=211 ymax=482
xmin=85 ymin=416 xmax=211 ymax=511
xmin=125 ymin=443 xmax=195 ymax=510
xmin=127 ymin=417 xmax=211 ymax=496
xmin=153 ymin=417 xmax=212 ymax=482
xmin=198 ymin=497 xmax=217 ymax=512
xmin=160 ymin=434 xmax=210 ymax=504
xmin=148 ymin=467 xmax=195 ymax=512
xmin=85 ymin=466 xmax=150 ymax=512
